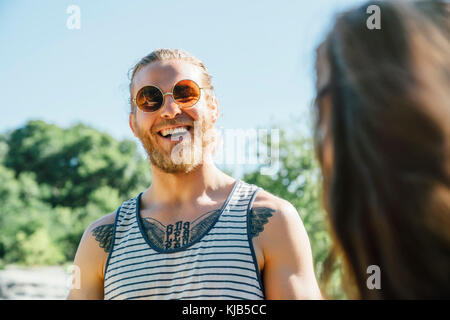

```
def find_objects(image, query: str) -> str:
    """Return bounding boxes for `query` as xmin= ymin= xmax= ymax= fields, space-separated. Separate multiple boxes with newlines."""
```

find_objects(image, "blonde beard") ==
xmin=135 ymin=117 xmax=217 ymax=174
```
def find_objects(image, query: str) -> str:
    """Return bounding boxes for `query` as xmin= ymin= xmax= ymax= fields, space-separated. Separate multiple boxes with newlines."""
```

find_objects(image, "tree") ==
xmin=5 ymin=120 xmax=150 ymax=208
xmin=243 ymin=127 xmax=345 ymax=299
xmin=0 ymin=120 xmax=151 ymax=265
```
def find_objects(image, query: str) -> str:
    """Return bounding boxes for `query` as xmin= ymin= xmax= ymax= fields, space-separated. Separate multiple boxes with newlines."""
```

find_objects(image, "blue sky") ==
xmin=0 ymin=0 xmax=368 ymax=139
xmin=1 ymin=0 xmax=368 ymax=178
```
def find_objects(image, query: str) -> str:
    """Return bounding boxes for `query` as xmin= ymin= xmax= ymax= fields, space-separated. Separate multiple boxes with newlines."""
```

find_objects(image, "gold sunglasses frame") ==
xmin=132 ymin=79 xmax=204 ymax=113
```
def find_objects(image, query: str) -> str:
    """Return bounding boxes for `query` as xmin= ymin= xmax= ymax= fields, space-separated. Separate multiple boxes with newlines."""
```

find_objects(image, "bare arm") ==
xmin=66 ymin=212 xmax=116 ymax=300
xmin=252 ymin=192 xmax=322 ymax=300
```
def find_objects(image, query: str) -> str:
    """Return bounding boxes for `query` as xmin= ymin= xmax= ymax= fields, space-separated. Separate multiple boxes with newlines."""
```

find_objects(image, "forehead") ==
xmin=132 ymin=60 xmax=203 ymax=93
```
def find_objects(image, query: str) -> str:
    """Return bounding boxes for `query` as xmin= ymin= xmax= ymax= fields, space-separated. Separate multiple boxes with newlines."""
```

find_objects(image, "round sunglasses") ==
xmin=132 ymin=79 xmax=205 ymax=113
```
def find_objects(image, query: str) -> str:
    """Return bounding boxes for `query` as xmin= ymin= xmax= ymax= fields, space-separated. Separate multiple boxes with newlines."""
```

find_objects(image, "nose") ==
xmin=160 ymin=93 xmax=182 ymax=119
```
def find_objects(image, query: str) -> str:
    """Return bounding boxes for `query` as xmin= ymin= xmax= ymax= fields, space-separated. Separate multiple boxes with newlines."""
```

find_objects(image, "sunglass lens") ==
xmin=136 ymin=86 xmax=163 ymax=112
xmin=173 ymin=80 xmax=201 ymax=108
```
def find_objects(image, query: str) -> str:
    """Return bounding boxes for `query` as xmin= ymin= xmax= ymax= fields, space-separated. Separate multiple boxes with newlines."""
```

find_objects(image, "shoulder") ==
xmin=249 ymin=188 xmax=307 ymax=255
xmin=83 ymin=211 xmax=118 ymax=254
xmin=68 ymin=210 xmax=119 ymax=299
xmin=248 ymin=188 xmax=322 ymax=299
xmin=85 ymin=195 xmax=139 ymax=246
xmin=80 ymin=210 xmax=118 ymax=250
xmin=250 ymin=188 xmax=301 ymax=229
xmin=87 ymin=211 xmax=118 ymax=234
xmin=251 ymin=188 xmax=297 ymax=213
xmin=84 ymin=196 xmax=136 ymax=244
xmin=75 ymin=210 xmax=119 ymax=277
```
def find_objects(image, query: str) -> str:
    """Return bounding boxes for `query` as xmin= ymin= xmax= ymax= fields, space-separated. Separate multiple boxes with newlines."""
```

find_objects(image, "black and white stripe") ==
xmin=103 ymin=180 xmax=264 ymax=300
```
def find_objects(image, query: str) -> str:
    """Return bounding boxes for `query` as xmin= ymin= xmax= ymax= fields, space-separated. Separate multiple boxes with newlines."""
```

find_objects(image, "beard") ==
xmin=135 ymin=115 xmax=216 ymax=174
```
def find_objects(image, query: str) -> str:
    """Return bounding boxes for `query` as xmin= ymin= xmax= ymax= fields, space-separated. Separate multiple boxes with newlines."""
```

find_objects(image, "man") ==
xmin=67 ymin=49 xmax=322 ymax=300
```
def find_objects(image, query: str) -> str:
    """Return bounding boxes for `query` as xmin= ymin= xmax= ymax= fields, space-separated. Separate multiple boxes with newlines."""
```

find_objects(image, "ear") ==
xmin=129 ymin=112 xmax=138 ymax=137
xmin=208 ymin=96 xmax=219 ymax=124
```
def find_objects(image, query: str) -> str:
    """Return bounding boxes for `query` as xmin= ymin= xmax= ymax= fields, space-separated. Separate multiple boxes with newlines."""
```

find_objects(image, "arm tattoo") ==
xmin=92 ymin=224 xmax=114 ymax=253
xmin=249 ymin=207 xmax=274 ymax=238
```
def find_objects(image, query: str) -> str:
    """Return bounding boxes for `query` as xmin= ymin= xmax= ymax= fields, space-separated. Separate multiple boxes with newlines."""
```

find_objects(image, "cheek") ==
xmin=135 ymin=113 xmax=156 ymax=132
xmin=183 ymin=107 xmax=201 ymax=122
xmin=317 ymin=124 xmax=333 ymax=181
xmin=322 ymin=133 xmax=334 ymax=180
xmin=320 ymin=96 xmax=334 ymax=179
xmin=318 ymin=126 xmax=334 ymax=214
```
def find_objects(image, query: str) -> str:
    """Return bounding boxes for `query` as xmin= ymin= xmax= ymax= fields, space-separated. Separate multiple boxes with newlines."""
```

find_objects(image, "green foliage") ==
xmin=0 ymin=120 xmax=151 ymax=266
xmin=16 ymin=228 xmax=65 ymax=265
xmin=5 ymin=120 xmax=150 ymax=208
xmin=243 ymin=128 xmax=345 ymax=299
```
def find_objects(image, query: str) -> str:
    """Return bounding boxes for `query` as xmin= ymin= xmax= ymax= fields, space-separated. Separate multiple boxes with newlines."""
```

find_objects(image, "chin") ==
xmin=138 ymin=126 xmax=212 ymax=174
xmin=150 ymin=157 xmax=202 ymax=174
xmin=148 ymin=147 xmax=204 ymax=174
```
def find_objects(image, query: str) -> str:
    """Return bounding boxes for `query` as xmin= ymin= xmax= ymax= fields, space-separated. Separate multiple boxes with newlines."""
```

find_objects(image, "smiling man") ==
xmin=67 ymin=49 xmax=322 ymax=300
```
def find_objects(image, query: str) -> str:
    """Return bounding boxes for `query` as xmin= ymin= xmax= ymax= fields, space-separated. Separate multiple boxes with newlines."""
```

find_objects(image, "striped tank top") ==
xmin=103 ymin=179 xmax=265 ymax=300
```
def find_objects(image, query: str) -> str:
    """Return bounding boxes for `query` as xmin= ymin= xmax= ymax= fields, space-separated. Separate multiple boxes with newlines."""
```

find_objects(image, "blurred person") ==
xmin=314 ymin=0 xmax=450 ymax=299
xmin=67 ymin=49 xmax=322 ymax=300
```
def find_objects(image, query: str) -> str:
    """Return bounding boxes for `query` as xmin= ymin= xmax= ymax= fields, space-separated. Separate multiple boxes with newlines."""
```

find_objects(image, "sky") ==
xmin=0 ymin=0 xmax=367 ymax=175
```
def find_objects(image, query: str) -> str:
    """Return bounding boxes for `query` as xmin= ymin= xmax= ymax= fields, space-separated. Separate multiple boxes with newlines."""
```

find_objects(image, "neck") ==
xmin=141 ymin=157 xmax=235 ymax=210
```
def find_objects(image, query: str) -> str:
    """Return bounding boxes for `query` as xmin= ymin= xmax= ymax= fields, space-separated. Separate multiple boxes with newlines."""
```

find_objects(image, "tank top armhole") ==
xmin=246 ymin=186 xmax=265 ymax=296
xmin=103 ymin=205 xmax=122 ymax=280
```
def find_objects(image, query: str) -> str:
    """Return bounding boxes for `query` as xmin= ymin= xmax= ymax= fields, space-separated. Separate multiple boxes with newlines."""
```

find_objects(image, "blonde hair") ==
xmin=128 ymin=48 xmax=215 ymax=113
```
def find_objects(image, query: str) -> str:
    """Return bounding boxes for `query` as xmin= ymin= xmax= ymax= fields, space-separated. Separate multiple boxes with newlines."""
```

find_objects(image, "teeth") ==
xmin=160 ymin=126 xmax=189 ymax=137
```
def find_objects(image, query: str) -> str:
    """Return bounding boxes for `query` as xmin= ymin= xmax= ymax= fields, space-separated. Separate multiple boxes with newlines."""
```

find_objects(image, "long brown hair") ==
xmin=314 ymin=0 xmax=450 ymax=299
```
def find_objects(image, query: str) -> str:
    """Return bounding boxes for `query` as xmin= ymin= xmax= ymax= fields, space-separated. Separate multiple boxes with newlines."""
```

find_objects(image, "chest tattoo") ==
xmin=164 ymin=220 xmax=191 ymax=249
xmin=91 ymin=206 xmax=276 ymax=252
xmin=141 ymin=209 xmax=222 ymax=251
